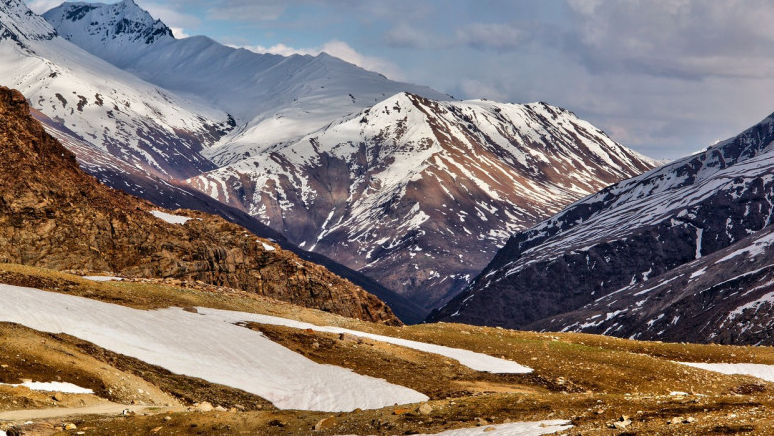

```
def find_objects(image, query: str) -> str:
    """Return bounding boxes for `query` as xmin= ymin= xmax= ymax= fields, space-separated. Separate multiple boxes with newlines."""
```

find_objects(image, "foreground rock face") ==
xmin=432 ymin=110 xmax=774 ymax=344
xmin=0 ymin=87 xmax=398 ymax=325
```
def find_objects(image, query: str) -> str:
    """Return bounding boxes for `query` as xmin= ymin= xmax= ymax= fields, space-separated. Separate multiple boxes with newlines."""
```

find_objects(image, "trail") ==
xmin=0 ymin=403 xmax=180 ymax=421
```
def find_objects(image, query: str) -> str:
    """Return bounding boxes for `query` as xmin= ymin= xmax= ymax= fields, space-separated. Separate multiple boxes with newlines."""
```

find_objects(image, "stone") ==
xmin=194 ymin=401 xmax=214 ymax=412
xmin=314 ymin=416 xmax=336 ymax=431
xmin=53 ymin=392 xmax=64 ymax=402
xmin=63 ymin=423 xmax=77 ymax=430
xmin=418 ymin=403 xmax=433 ymax=415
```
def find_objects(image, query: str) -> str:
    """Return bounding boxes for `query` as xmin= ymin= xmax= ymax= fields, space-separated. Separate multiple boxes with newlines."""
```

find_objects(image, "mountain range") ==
xmin=0 ymin=0 xmax=656 ymax=315
xmin=188 ymin=92 xmax=655 ymax=308
xmin=432 ymin=110 xmax=774 ymax=345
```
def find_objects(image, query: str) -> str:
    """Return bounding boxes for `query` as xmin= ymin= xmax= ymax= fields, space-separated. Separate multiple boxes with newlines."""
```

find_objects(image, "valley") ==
xmin=2 ymin=0 xmax=774 ymax=434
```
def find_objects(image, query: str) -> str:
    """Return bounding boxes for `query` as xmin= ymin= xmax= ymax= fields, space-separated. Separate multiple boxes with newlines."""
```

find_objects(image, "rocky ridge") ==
xmin=0 ymin=86 xmax=398 ymax=325
xmin=432 ymin=109 xmax=774 ymax=345
xmin=188 ymin=92 xmax=656 ymax=309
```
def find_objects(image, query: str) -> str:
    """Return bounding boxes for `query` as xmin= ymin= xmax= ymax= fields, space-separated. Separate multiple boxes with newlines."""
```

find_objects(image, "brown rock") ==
xmin=0 ymin=86 xmax=399 ymax=326
xmin=418 ymin=403 xmax=433 ymax=415
xmin=314 ymin=416 xmax=336 ymax=431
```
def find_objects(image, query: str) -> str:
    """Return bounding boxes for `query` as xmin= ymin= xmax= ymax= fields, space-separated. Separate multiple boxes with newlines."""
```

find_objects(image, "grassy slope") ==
xmin=0 ymin=263 xmax=773 ymax=435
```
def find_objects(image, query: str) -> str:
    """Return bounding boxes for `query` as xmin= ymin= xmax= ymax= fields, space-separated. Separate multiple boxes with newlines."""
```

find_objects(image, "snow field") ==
xmin=678 ymin=362 xmax=774 ymax=383
xmin=0 ymin=284 xmax=427 ymax=412
xmin=150 ymin=210 xmax=193 ymax=225
xmin=0 ymin=381 xmax=93 ymax=394
xmin=196 ymin=307 xmax=533 ymax=374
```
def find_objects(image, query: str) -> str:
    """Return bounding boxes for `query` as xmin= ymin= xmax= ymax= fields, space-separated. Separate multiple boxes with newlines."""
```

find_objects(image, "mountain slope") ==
xmin=44 ymin=0 xmax=450 ymax=157
xmin=431 ymin=110 xmax=774 ymax=344
xmin=0 ymin=0 xmax=232 ymax=179
xmin=0 ymin=85 xmax=398 ymax=324
xmin=188 ymin=92 xmax=657 ymax=309
xmin=30 ymin=107 xmax=424 ymax=324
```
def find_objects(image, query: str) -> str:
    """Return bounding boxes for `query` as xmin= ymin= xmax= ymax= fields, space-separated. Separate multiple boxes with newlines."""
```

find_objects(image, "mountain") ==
xmin=43 ymin=0 xmax=450 ymax=157
xmin=0 ymin=0 xmax=422 ymax=322
xmin=0 ymin=0 xmax=233 ymax=179
xmin=187 ymin=92 xmax=657 ymax=309
xmin=431 ymin=110 xmax=774 ymax=344
xmin=31 ymin=107 xmax=425 ymax=324
xmin=0 ymin=84 xmax=399 ymax=325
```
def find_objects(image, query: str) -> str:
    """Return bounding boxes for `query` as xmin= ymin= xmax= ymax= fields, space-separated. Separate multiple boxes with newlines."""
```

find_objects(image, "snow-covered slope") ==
xmin=0 ymin=284 xmax=426 ymax=412
xmin=187 ymin=92 xmax=656 ymax=309
xmin=0 ymin=0 xmax=232 ymax=179
xmin=44 ymin=0 xmax=449 ymax=156
xmin=432 ymin=110 xmax=774 ymax=344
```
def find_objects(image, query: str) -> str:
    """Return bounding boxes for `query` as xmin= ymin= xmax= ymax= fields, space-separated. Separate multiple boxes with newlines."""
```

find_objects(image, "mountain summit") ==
xmin=44 ymin=0 xmax=173 ymax=61
xmin=42 ymin=0 xmax=450 ymax=151
xmin=188 ymin=92 xmax=657 ymax=309
xmin=0 ymin=0 xmax=57 ymax=42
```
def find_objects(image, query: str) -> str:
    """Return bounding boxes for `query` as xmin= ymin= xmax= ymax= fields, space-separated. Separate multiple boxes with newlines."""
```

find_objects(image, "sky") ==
xmin=27 ymin=0 xmax=774 ymax=160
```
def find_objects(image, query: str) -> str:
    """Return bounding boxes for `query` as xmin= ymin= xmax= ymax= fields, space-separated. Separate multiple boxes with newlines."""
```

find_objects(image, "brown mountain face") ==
xmin=0 ymin=87 xmax=398 ymax=325
xmin=432 ymin=110 xmax=774 ymax=345
xmin=189 ymin=93 xmax=657 ymax=311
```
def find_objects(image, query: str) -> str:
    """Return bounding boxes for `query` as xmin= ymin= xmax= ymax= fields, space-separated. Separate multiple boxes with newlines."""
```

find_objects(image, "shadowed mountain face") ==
xmin=188 ymin=93 xmax=657 ymax=310
xmin=432 ymin=110 xmax=774 ymax=345
xmin=0 ymin=85 xmax=399 ymax=325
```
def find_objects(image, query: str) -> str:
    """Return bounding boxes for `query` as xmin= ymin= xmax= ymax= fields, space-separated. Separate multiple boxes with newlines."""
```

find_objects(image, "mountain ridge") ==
xmin=0 ymin=84 xmax=399 ymax=325
xmin=188 ymin=91 xmax=657 ymax=309
xmin=431 ymin=108 xmax=774 ymax=345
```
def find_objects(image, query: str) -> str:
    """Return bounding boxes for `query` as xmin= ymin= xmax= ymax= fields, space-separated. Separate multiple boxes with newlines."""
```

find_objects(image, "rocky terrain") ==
xmin=431 ymin=110 xmax=774 ymax=344
xmin=1 ymin=263 xmax=774 ymax=435
xmin=0 ymin=85 xmax=397 ymax=324
xmin=188 ymin=92 xmax=656 ymax=310
xmin=30 ymin=107 xmax=425 ymax=324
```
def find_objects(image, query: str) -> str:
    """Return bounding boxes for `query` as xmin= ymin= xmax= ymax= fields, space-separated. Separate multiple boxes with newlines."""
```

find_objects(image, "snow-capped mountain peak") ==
xmin=44 ymin=0 xmax=173 ymax=60
xmin=0 ymin=0 xmax=57 ymax=42
xmin=186 ymin=91 xmax=657 ymax=310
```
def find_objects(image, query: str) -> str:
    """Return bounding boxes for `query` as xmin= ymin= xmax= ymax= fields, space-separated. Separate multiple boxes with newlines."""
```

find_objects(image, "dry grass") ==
xmin=2 ymin=263 xmax=774 ymax=435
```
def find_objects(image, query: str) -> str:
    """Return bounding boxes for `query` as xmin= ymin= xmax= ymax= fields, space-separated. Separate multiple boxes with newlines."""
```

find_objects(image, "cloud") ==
xmin=241 ymin=40 xmax=404 ymax=80
xmin=204 ymin=0 xmax=290 ymax=21
xmin=455 ymin=23 xmax=525 ymax=51
xmin=141 ymin=1 xmax=201 ymax=29
xmin=385 ymin=22 xmax=527 ymax=51
xmin=563 ymin=0 xmax=774 ymax=79
xmin=26 ymin=0 xmax=61 ymax=14
xmin=169 ymin=27 xmax=190 ymax=39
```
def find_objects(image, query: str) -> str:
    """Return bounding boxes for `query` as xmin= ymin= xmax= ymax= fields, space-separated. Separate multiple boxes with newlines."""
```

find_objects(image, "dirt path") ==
xmin=0 ymin=403 xmax=180 ymax=422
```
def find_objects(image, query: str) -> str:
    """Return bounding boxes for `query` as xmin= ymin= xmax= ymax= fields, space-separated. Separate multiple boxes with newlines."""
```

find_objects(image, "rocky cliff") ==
xmin=0 ymin=86 xmax=398 ymax=325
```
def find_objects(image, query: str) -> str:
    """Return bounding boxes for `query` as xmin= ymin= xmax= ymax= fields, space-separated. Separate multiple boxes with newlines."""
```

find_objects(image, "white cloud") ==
xmin=242 ymin=40 xmax=404 ymax=80
xmin=26 ymin=0 xmax=61 ymax=14
xmin=169 ymin=27 xmax=190 ymax=39
xmin=455 ymin=23 xmax=525 ymax=50
xmin=141 ymin=1 xmax=201 ymax=29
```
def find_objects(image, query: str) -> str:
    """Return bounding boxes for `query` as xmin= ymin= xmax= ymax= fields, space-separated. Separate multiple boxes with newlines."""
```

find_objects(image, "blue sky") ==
xmin=28 ymin=0 xmax=774 ymax=160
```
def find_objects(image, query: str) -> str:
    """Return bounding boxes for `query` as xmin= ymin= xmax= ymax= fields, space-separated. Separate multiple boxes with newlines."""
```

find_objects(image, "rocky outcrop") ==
xmin=0 ymin=86 xmax=399 ymax=325
xmin=431 ymin=110 xmax=774 ymax=344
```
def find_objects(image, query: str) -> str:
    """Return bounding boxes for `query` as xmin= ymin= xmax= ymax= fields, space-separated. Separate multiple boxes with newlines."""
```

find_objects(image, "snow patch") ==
xmin=150 ymin=210 xmax=193 ymax=225
xmin=0 ymin=381 xmax=94 ymax=394
xmin=82 ymin=276 xmax=123 ymax=282
xmin=195 ymin=307 xmax=533 ymax=374
xmin=0 ymin=284 xmax=427 ymax=412
xmin=678 ymin=362 xmax=774 ymax=383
